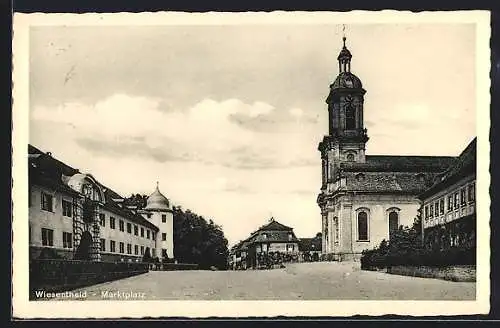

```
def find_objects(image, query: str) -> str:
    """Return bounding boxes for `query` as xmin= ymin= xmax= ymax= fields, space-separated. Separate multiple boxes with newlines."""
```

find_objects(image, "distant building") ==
xmin=317 ymin=37 xmax=459 ymax=260
xmin=28 ymin=144 xmax=174 ymax=263
xmin=229 ymin=218 xmax=300 ymax=270
xmin=298 ymin=233 xmax=322 ymax=262
xmin=419 ymin=138 xmax=476 ymax=250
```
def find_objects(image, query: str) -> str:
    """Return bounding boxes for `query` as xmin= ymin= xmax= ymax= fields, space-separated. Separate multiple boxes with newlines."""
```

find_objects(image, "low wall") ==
xmin=30 ymin=259 xmax=149 ymax=299
xmin=150 ymin=263 xmax=199 ymax=271
xmin=386 ymin=265 xmax=476 ymax=282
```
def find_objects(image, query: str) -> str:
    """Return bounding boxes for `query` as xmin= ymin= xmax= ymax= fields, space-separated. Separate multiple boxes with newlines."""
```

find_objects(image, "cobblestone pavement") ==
xmin=54 ymin=262 xmax=476 ymax=300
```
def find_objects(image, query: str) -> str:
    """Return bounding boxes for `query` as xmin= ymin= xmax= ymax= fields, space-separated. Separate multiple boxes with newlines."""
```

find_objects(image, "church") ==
xmin=317 ymin=37 xmax=463 ymax=261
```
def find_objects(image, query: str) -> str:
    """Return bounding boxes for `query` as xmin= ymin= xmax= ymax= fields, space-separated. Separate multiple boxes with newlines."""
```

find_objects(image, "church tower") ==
xmin=319 ymin=36 xmax=369 ymax=188
xmin=317 ymin=36 xmax=369 ymax=254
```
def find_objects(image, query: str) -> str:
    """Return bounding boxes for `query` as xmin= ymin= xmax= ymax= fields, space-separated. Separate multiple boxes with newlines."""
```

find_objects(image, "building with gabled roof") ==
xmin=317 ymin=37 xmax=467 ymax=261
xmin=29 ymin=144 xmax=174 ymax=263
xmin=229 ymin=217 xmax=300 ymax=269
xmin=419 ymin=137 xmax=476 ymax=251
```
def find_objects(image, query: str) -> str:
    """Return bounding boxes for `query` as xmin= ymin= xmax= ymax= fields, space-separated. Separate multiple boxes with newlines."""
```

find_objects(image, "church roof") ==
xmin=340 ymin=155 xmax=456 ymax=173
xmin=342 ymin=171 xmax=437 ymax=194
xmin=419 ymin=138 xmax=476 ymax=198
xmin=28 ymin=144 xmax=159 ymax=231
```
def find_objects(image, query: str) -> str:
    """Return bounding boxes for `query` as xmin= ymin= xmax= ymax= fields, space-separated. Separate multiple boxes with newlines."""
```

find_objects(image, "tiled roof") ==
xmin=255 ymin=219 xmax=294 ymax=232
xmin=340 ymin=155 xmax=456 ymax=173
xmin=28 ymin=144 xmax=159 ymax=231
xmin=420 ymin=138 xmax=476 ymax=198
xmin=298 ymin=237 xmax=322 ymax=252
xmin=343 ymin=171 xmax=437 ymax=194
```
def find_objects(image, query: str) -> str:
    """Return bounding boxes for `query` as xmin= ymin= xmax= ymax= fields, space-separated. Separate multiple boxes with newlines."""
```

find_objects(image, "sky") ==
xmin=29 ymin=23 xmax=476 ymax=246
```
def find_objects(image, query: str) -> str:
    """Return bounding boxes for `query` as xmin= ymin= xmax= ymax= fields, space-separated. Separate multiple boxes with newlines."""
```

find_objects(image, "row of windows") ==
xmin=424 ymin=182 xmax=475 ymax=220
xmin=98 ymin=214 xmax=155 ymax=240
xmin=38 ymin=192 xmax=159 ymax=240
xmin=325 ymin=210 xmax=399 ymax=244
xmin=100 ymin=239 xmax=153 ymax=256
xmin=261 ymin=233 xmax=294 ymax=241
xmin=37 ymin=228 xmax=156 ymax=253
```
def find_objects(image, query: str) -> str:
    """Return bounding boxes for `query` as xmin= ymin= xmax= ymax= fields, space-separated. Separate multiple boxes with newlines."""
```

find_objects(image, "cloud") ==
xmin=32 ymin=94 xmax=319 ymax=170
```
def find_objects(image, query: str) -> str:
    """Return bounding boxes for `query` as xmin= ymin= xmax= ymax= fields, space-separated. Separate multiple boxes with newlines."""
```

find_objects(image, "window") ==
xmin=152 ymin=232 xmax=155 ymax=240
xmin=357 ymin=211 xmax=369 ymax=241
xmin=334 ymin=218 xmax=339 ymax=244
xmin=62 ymin=200 xmax=72 ymax=217
xmin=454 ymin=192 xmax=459 ymax=209
xmin=147 ymin=230 xmax=150 ymax=239
xmin=152 ymin=248 xmax=156 ymax=258
xmin=110 ymin=240 xmax=116 ymax=253
xmin=439 ymin=198 xmax=445 ymax=215
xmin=429 ymin=204 xmax=434 ymax=218
xmin=100 ymin=238 xmax=106 ymax=252
xmin=140 ymin=246 xmax=144 ymax=255
xmin=460 ymin=188 xmax=467 ymax=206
xmin=424 ymin=205 xmax=429 ymax=219
xmin=448 ymin=195 xmax=453 ymax=211
xmin=388 ymin=211 xmax=399 ymax=235
xmin=41 ymin=192 xmax=53 ymax=212
xmin=262 ymin=233 xmax=267 ymax=239
xmin=288 ymin=233 xmax=293 ymax=241
xmin=147 ymin=213 xmax=152 ymax=219
xmin=127 ymin=223 xmax=132 ymax=234
xmin=63 ymin=232 xmax=72 ymax=248
xmin=41 ymin=228 xmax=54 ymax=246
xmin=345 ymin=105 xmax=356 ymax=130
xmin=119 ymin=242 xmax=124 ymax=254
xmin=134 ymin=245 xmax=139 ymax=255
xmin=119 ymin=220 xmax=124 ymax=232
xmin=162 ymin=214 xmax=167 ymax=223
xmin=134 ymin=225 xmax=138 ymax=236
xmin=110 ymin=217 xmax=116 ymax=229
xmin=347 ymin=153 xmax=355 ymax=162
xmin=434 ymin=201 xmax=439 ymax=216
xmin=127 ymin=243 xmax=132 ymax=254
xmin=99 ymin=213 xmax=105 ymax=227
xmin=140 ymin=227 xmax=144 ymax=237
xmin=468 ymin=183 xmax=475 ymax=202
xmin=162 ymin=233 xmax=167 ymax=241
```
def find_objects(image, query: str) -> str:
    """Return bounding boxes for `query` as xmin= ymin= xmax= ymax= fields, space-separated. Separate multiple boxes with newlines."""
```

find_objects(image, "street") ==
xmin=49 ymin=262 xmax=476 ymax=300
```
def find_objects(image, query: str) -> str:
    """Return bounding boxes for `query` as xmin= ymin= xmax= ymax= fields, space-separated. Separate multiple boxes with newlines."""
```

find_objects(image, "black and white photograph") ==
xmin=12 ymin=11 xmax=491 ymax=318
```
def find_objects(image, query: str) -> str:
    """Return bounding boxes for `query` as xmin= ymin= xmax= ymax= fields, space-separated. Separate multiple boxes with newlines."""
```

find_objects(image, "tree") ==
xmin=172 ymin=206 xmax=229 ymax=270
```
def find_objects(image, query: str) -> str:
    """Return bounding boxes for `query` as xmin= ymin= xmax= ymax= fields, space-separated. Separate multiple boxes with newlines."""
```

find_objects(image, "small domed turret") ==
xmin=145 ymin=182 xmax=170 ymax=211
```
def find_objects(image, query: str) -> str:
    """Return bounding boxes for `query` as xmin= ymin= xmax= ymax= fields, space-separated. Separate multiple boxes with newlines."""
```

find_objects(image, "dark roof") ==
xmin=343 ymin=171 xmax=437 ymax=194
xmin=255 ymin=218 xmax=294 ymax=232
xmin=28 ymin=144 xmax=159 ymax=231
xmin=340 ymin=155 xmax=456 ymax=173
xmin=298 ymin=237 xmax=322 ymax=252
xmin=420 ymin=138 xmax=476 ymax=198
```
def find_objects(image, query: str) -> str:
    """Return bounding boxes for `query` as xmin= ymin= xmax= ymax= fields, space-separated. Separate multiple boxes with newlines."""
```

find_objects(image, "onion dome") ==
xmin=144 ymin=182 xmax=170 ymax=211
xmin=331 ymin=72 xmax=363 ymax=89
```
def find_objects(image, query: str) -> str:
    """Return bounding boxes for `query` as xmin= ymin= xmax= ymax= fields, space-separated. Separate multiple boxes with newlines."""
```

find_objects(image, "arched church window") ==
xmin=345 ymin=105 xmax=356 ymax=130
xmin=333 ymin=217 xmax=339 ymax=244
xmin=357 ymin=211 xmax=369 ymax=241
xmin=388 ymin=211 xmax=399 ymax=236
